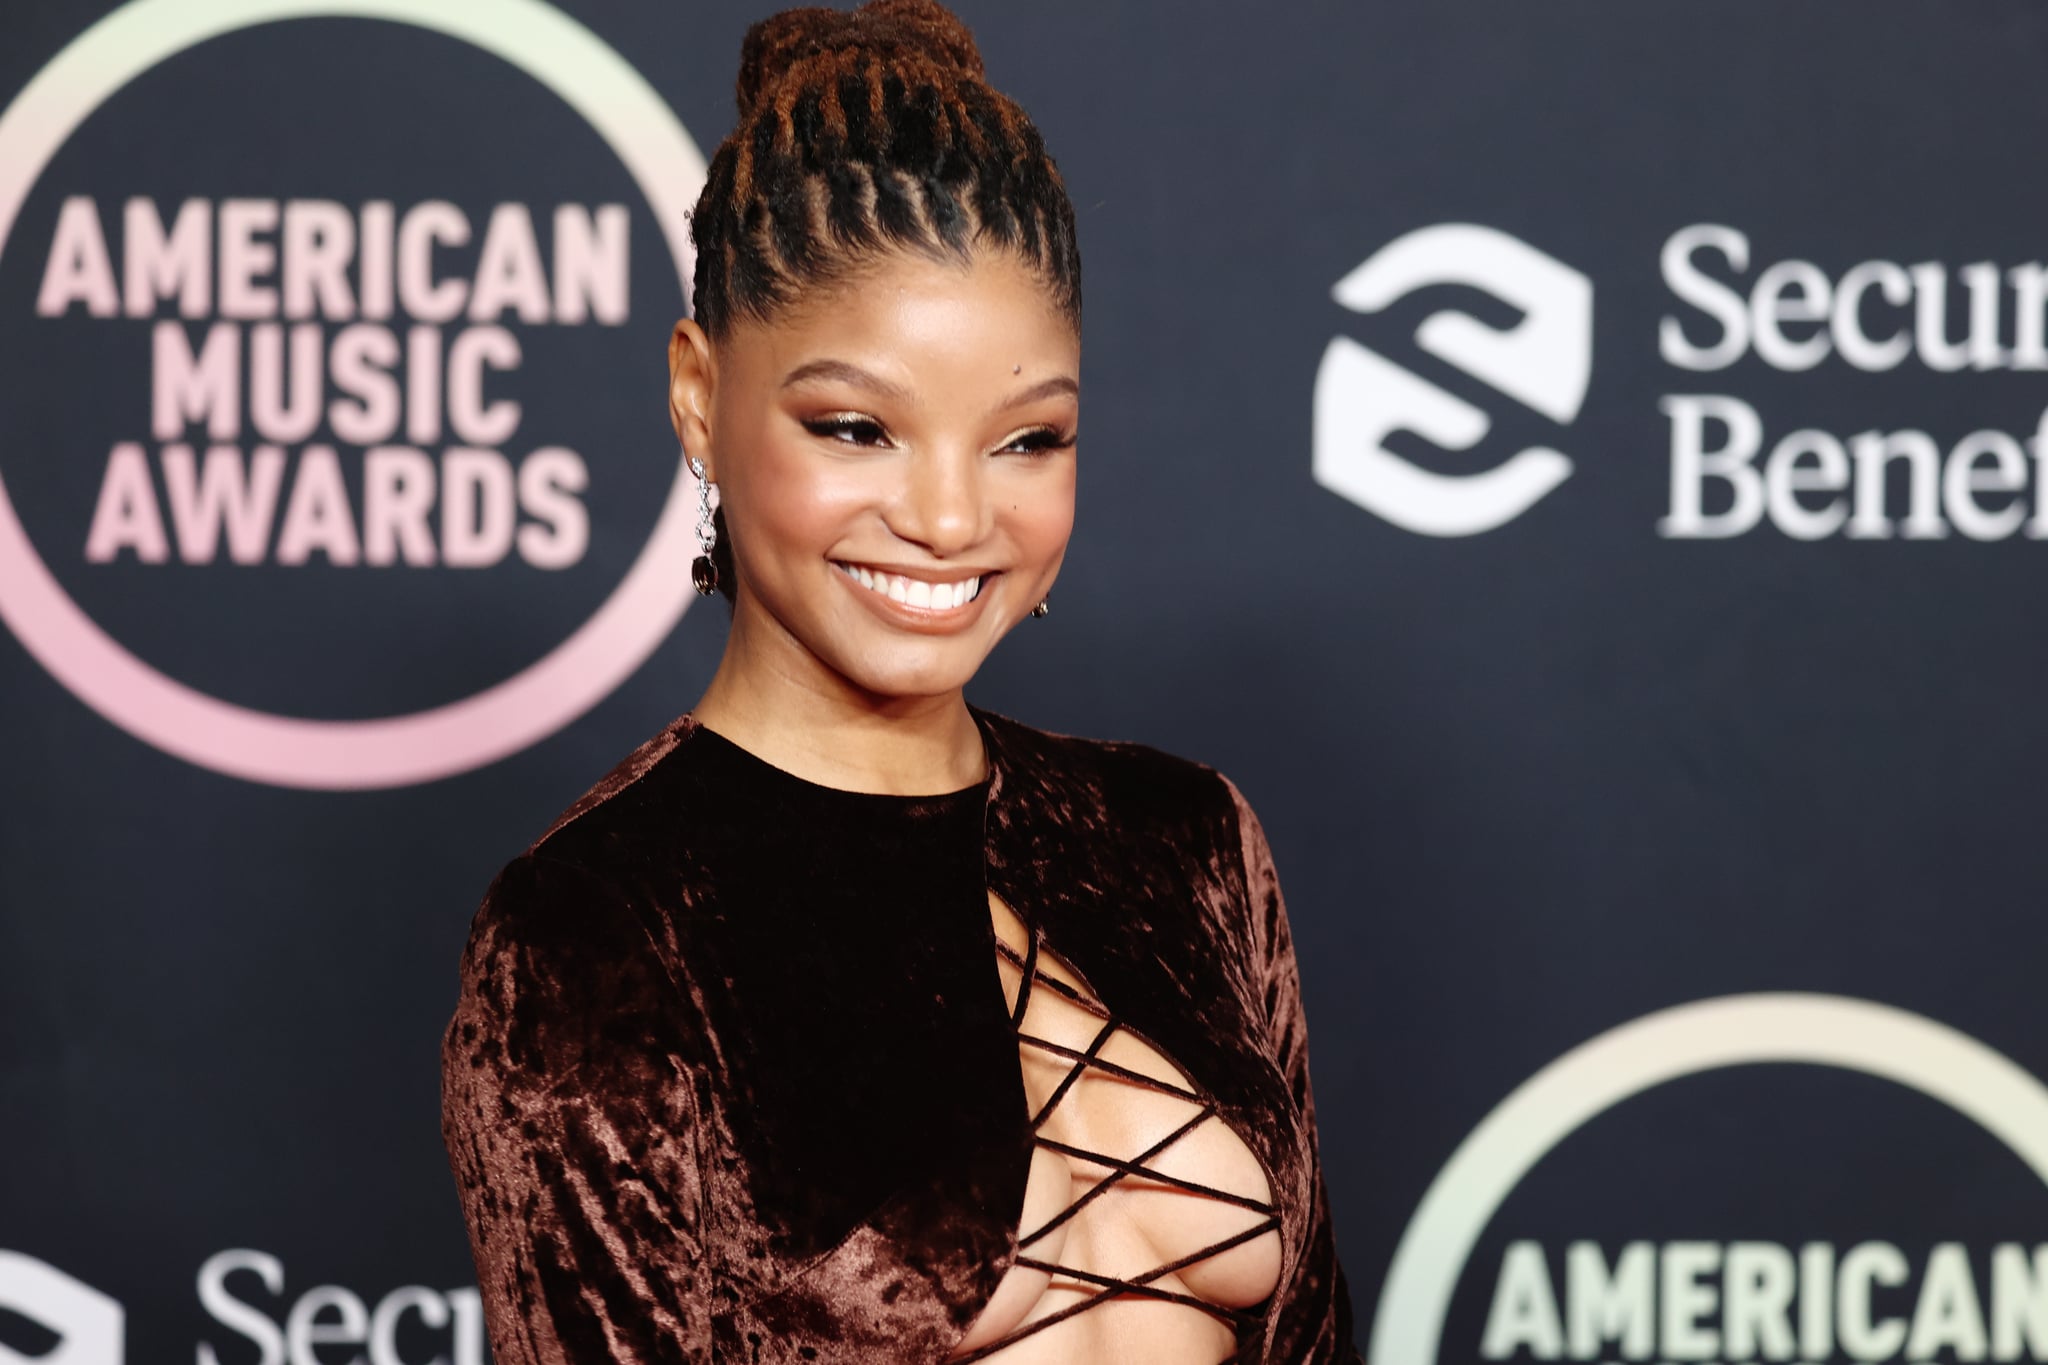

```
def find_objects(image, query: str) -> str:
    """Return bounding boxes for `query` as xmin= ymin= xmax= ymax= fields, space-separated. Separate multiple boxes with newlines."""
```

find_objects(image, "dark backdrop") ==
xmin=5 ymin=4 xmax=2046 ymax=1364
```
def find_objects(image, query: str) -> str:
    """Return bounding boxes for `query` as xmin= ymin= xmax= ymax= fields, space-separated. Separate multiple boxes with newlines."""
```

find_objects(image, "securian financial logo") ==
xmin=1312 ymin=223 xmax=1594 ymax=537
xmin=0 ymin=1251 xmax=122 ymax=1365
xmin=0 ymin=0 xmax=708 ymax=790
xmin=1316 ymin=220 xmax=2048 ymax=543
xmin=0 ymin=1247 xmax=484 ymax=1365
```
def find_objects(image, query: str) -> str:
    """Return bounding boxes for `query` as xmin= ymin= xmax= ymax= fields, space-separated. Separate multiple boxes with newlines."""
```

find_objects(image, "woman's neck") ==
xmin=689 ymin=608 xmax=988 ymax=797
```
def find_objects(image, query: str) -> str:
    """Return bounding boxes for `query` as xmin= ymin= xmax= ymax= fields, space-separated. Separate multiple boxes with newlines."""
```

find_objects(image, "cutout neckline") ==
xmin=953 ymin=894 xmax=1283 ymax=1362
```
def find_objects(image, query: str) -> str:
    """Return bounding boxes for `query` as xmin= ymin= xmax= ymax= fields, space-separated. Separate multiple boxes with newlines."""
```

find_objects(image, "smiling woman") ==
xmin=438 ymin=3 xmax=1361 ymax=1363
xmin=671 ymin=247 xmax=1076 ymax=707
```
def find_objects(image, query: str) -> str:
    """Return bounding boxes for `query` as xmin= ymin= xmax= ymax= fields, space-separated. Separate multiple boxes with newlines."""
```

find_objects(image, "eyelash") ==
xmin=1002 ymin=426 xmax=1075 ymax=457
xmin=803 ymin=416 xmax=890 ymax=446
xmin=801 ymin=416 xmax=1075 ymax=458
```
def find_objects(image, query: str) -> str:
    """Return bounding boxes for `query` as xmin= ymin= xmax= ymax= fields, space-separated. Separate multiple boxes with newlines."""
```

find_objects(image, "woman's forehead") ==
xmin=722 ymin=250 xmax=1080 ymax=392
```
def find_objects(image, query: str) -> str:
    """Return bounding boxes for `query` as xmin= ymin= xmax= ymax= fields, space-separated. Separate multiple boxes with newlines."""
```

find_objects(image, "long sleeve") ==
xmin=440 ymin=853 xmax=715 ymax=1365
xmin=1222 ymin=776 xmax=1363 ymax=1364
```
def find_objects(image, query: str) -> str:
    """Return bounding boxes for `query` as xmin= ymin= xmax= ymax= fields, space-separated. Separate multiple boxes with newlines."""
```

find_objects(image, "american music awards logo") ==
xmin=1367 ymin=994 xmax=2048 ymax=1365
xmin=0 ymin=0 xmax=709 ymax=790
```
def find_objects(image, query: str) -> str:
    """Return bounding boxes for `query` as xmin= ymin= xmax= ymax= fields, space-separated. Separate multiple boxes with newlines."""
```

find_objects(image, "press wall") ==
xmin=4 ymin=4 xmax=2046 ymax=1363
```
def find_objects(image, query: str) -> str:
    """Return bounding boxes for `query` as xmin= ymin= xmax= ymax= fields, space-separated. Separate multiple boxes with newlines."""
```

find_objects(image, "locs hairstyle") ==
xmin=686 ymin=0 xmax=1082 ymax=600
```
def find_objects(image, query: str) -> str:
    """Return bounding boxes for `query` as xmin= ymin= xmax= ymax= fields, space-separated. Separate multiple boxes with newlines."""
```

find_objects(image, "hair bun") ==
xmin=736 ymin=0 xmax=985 ymax=117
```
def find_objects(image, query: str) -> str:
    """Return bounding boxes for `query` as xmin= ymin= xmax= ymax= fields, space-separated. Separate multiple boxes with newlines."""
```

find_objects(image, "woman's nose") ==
xmin=891 ymin=448 xmax=988 ymax=556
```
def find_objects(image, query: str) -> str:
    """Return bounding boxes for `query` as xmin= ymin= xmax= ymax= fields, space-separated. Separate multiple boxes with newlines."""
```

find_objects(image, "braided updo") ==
xmin=690 ymin=0 xmax=1081 ymax=337
xmin=686 ymin=0 xmax=1082 ymax=599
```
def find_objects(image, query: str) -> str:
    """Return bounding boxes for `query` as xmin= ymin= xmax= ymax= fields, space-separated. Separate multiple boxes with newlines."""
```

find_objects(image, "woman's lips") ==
xmin=832 ymin=560 xmax=988 ymax=611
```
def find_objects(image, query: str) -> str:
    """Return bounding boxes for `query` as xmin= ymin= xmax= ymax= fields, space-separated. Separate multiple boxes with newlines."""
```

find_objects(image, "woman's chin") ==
xmin=832 ymin=641 xmax=992 ymax=703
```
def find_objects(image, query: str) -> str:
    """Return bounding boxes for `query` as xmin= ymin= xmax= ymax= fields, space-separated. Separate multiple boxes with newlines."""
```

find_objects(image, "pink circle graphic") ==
xmin=0 ymin=0 xmax=708 ymax=789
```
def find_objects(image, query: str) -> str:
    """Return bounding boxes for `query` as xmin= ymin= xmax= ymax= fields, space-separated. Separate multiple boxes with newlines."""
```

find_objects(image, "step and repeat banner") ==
xmin=5 ymin=2 xmax=2047 ymax=1362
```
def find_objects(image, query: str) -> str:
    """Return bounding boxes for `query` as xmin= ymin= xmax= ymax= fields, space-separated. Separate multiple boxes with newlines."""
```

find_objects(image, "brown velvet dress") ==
xmin=440 ymin=705 xmax=1359 ymax=1363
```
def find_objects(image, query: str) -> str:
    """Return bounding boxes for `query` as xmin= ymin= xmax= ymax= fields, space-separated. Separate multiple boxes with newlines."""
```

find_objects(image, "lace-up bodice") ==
xmin=948 ymin=893 xmax=1282 ymax=1362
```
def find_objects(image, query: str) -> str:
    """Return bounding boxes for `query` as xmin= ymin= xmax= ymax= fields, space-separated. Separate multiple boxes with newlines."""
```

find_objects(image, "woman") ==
xmin=441 ymin=2 xmax=1359 ymax=1361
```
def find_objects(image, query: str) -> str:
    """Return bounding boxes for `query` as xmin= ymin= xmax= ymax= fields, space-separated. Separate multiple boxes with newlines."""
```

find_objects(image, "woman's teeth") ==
xmin=835 ymin=562 xmax=983 ymax=610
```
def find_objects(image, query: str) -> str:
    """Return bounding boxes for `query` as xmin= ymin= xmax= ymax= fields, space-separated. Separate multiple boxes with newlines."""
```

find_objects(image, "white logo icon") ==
xmin=0 ymin=1252 xmax=123 ymax=1365
xmin=1313 ymin=224 xmax=1592 ymax=536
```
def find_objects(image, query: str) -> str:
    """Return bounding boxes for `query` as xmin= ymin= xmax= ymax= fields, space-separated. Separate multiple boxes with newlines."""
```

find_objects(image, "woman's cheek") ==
xmin=743 ymin=438 xmax=866 ymax=544
xmin=1003 ymin=461 xmax=1077 ymax=556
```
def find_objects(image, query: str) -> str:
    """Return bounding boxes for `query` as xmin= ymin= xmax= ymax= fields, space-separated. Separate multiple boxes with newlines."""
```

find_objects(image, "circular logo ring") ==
xmin=1368 ymin=992 xmax=2048 ymax=1365
xmin=0 ymin=0 xmax=707 ymax=789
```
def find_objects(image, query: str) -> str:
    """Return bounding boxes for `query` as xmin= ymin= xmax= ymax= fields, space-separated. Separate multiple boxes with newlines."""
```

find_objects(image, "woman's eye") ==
xmin=1001 ymin=427 xmax=1074 ymax=456
xmin=803 ymin=416 xmax=891 ymax=447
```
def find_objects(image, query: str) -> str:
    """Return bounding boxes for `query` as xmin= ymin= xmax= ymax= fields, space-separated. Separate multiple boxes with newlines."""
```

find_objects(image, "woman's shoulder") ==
xmin=972 ymin=703 xmax=1250 ymax=836
xmin=463 ymin=713 xmax=708 ymax=946
xmin=524 ymin=712 xmax=703 ymax=863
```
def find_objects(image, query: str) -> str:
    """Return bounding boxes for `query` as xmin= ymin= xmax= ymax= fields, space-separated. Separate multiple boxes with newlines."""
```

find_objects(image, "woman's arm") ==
xmin=1222 ymin=776 xmax=1364 ymax=1365
xmin=441 ymin=853 xmax=715 ymax=1364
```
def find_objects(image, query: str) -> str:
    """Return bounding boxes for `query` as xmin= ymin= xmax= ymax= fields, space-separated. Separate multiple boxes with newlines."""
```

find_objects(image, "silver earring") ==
xmin=1031 ymin=595 xmax=1049 ymax=618
xmin=690 ymin=453 xmax=720 ymax=596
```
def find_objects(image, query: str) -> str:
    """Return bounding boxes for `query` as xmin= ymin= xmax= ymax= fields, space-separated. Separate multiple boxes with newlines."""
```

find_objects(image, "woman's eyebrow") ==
xmin=780 ymin=358 xmax=909 ymax=401
xmin=1000 ymin=375 xmax=1079 ymax=409
xmin=780 ymin=360 xmax=1078 ymax=411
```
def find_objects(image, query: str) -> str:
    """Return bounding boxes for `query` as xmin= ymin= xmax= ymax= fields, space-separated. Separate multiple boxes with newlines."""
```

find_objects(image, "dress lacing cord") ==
xmin=950 ymin=931 xmax=1281 ymax=1364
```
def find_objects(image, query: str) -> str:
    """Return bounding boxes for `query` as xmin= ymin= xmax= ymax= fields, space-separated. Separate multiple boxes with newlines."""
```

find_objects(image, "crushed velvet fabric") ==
xmin=441 ymin=704 xmax=1359 ymax=1363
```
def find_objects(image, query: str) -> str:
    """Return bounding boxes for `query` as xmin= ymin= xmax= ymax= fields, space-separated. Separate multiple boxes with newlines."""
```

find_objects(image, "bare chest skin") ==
xmin=947 ymin=893 xmax=1284 ymax=1364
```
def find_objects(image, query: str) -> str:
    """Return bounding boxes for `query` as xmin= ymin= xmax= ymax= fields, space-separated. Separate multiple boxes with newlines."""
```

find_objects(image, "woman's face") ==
xmin=671 ymin=248 xmax=1079 ymax=704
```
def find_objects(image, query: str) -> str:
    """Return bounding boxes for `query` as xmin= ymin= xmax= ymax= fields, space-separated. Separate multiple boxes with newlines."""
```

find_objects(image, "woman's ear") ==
xmin=668 ymin=317 xmax=716 ymax=476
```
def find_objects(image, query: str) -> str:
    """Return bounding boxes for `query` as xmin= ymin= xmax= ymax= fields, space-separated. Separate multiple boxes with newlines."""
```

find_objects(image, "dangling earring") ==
xmin=690 ymin=453 xmax=720 ymax=596
xmin=1031 ymin=595 xmax=1049 ymax=617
